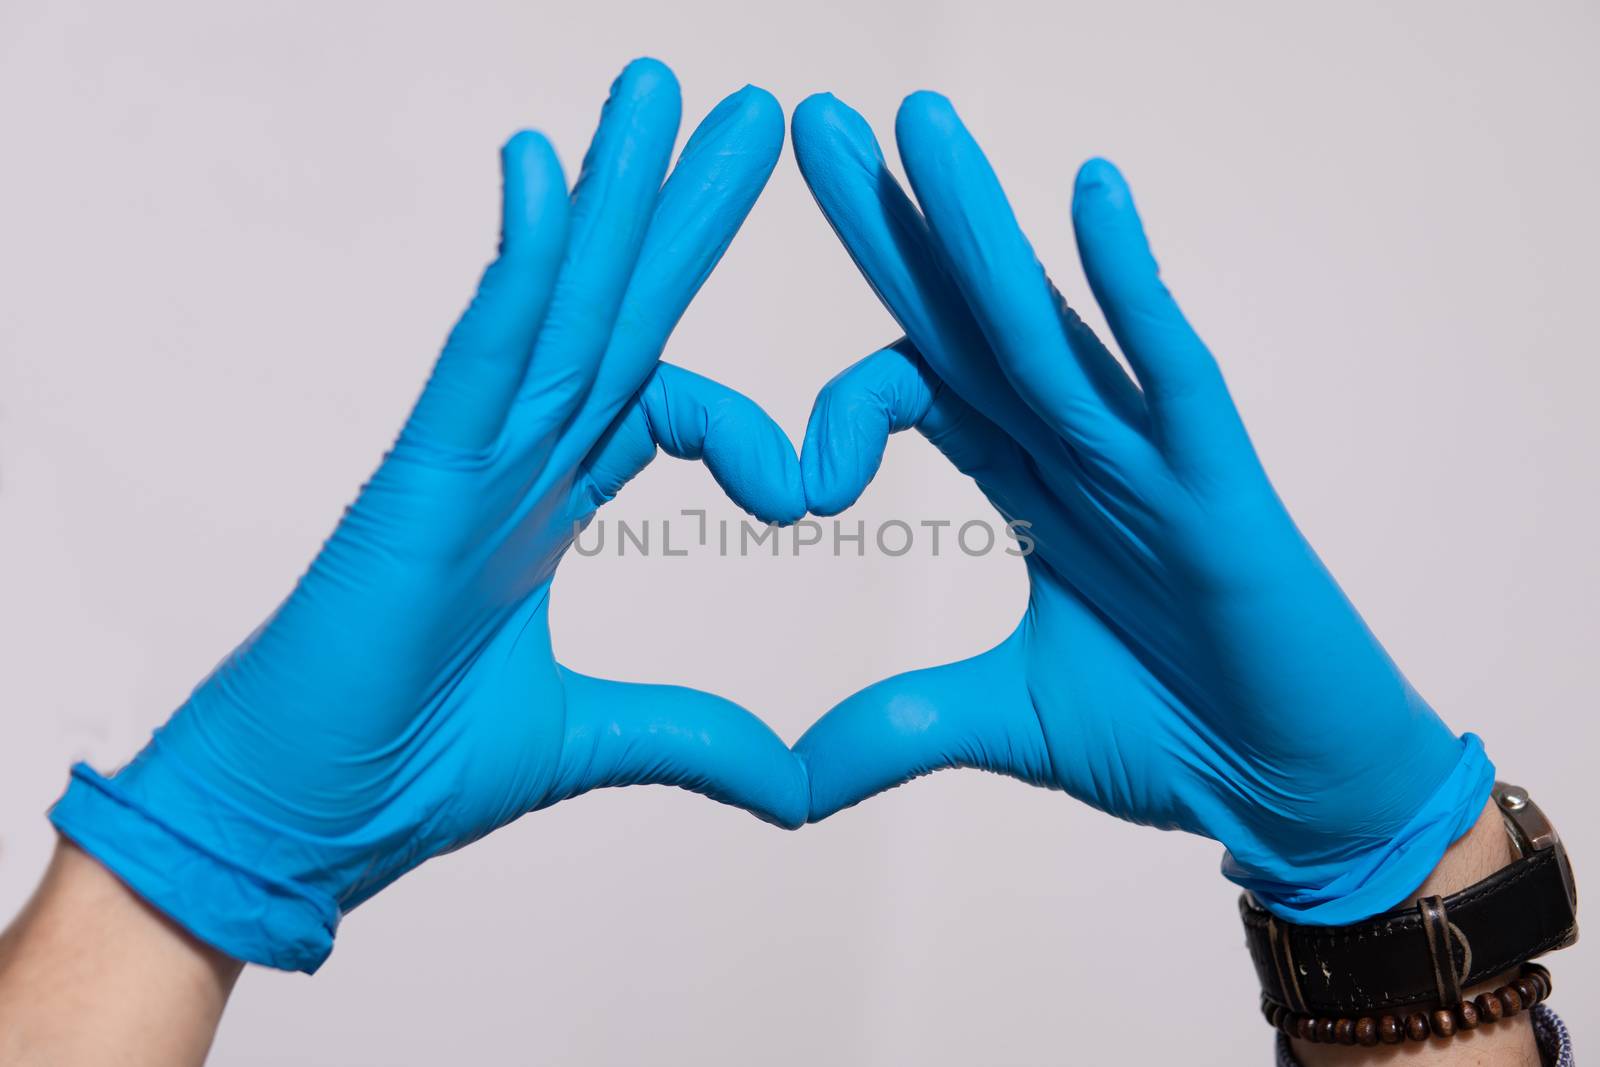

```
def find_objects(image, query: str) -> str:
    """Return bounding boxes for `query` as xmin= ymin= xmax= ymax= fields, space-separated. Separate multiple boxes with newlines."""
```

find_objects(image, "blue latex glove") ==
xmin=790 ymin=91 xmax=1492 ymax=923
xmin=49 ymin=60 xmax=808 ymax=973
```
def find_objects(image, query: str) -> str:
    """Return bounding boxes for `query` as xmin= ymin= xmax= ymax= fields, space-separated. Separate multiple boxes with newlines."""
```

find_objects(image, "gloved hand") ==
xmin=50 ymin=59 xmax=808 ymax=973
xmin=790 ymin=91 xmax=1492 ymax=923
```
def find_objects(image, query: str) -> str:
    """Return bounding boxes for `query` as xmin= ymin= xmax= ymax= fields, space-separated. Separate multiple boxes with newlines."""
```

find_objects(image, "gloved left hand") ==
xmin=49 ymin=59 xmax=807 ymax=974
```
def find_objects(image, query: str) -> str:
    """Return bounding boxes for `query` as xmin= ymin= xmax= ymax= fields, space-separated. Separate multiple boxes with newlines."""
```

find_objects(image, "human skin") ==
xmin=0 ymin=841 xmax=243 ymax=1066
xmin=0 ymin=65 xmax=1555 ymax=1067
xmin=0 ymin=802 xmax=1540 ymax=1066
xmin=1293 ymin=801 xmax=1538 ymax=1067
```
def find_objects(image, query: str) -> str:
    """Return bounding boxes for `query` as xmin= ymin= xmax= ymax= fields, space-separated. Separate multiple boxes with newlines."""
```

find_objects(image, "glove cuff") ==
xmin=49 ymin=759 xmax=341 ymax=973
xmin=1225 ymin=732 xmax=1494 ymax=925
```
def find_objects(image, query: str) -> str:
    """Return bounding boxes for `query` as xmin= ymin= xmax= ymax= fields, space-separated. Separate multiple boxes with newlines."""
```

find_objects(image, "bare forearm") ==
xmin=1292 ymin=801 xmax=1540 ymax=1067
xmin=0 ymin=839 xmax=243 ymax=1067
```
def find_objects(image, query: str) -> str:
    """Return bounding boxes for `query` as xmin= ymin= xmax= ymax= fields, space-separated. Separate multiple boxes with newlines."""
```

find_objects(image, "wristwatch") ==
xmin=1241 ymin=782 xmax=1578 ymax=1018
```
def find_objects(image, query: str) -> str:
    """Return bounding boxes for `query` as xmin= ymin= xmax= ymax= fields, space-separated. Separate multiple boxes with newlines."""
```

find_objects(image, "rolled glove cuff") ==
xmin=1225 ymin=732 xmax=1494 ymax=925
xmin=49 ymin=759 xmax=341 ymax=973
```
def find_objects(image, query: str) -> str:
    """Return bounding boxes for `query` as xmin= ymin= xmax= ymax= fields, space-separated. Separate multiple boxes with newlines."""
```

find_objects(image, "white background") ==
xmin=1 ymin=1 xmax=1595 ymax=1062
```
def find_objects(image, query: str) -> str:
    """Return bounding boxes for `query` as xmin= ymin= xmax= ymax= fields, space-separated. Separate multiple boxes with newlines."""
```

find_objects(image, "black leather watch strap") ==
xmin=1241 ymin=844 xmax=1578 ymax=1016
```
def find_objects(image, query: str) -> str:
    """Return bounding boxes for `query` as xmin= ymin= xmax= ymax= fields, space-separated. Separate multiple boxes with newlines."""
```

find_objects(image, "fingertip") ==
xmin=501 ymin=127 xmax=546 ymax=159
xmin=1072 ymin=158 xmax=1154 ymax=270
xmin=705 ymin=394 xmax=806 ymax=526
xmin=1072 ymin=157 xmax=1132 ymax=215
xmin=800 ymin=455 xmax=866 ymax=518
xmin=751 ymin=464 xmax=809 ymax=529
xmin=499 ymin=130 xmax=568 ymax=252
xmin=734 ymin=83 xmax=782 ymax=123
xmin=801 ymin=342 xmax=929 ymax=517
xmin=702 ymin=701 xmax=810 ymax=831
xmin=792 ymin=90 xmax=853 ymax=134
xmin=616 ymin=55 xmax=680 ymax=103
xmin=898 ymin=89 xmax=956 ymax=120
xmin=791 ymin=90 xmax=837 ymax=122
xmin=740 ymin=407 xmax=806 ymax=523
xmin=747 ymin=464 xmax=808 ymax=527
xmin=895 ymin=89 xmax=961 ymax=146
xmin=726 ymin=746 xmax=809 ymax=831
xmin=603 ymin=57 xmax=682 ymax=141
xmin=796 ymin=759 xmax=839 ymax=824
xmin=799 ymin=390 xmax=871 ymax=518
xmin=761 ymin=767 xmax=810 ymax=831
xmin=801 ymin=492 xmax=851 ymax=520
xmin=895 ymin=91 xmax=992 ymax=207
xmin=560 ymin=673 xmax=812 ymax=830
xmin=794 ymin=654 xmax=1022 ymax=824
xmin=699 ymin=81 xmax=781 ymax=130
xmin=790 ymin=753 xmax=813 ymax=828
xmin=502 ymin=129 xmax=566 ymax=187
xmin=678 ymin=83 xmax=785 ymax=180
xmin=502 ymin=128 xmax=560 ymax=176
xmin=792 ymin=743 xmax=857 ymax=823
xmin=1075 ymin=155 xmax=1122 ymax=188
xmin=791 ymin=91 xmax=877 ymax=170
xmin=726 ymin=83 xmax=786 ymax=157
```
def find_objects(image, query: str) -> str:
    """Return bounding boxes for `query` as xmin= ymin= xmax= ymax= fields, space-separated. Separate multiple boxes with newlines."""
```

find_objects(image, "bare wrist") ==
xmin=0 ymin=839 xmax=243 ymax=1067
xmin=1291 ymin=800 xmax=1540 ymax=1067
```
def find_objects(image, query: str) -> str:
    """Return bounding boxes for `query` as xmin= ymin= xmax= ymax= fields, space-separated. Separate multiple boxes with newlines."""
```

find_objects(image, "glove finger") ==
xmin=793 ymin=631 xmax=1052 ymax=822
xmin=551 ymin=85 xmax=786 ymax=464
xmin=892 ymin=93 xmax=1151 ymax=466
xmin=551 ymin=670 xmax=808 ymax=829
xmin=401 ymin=132 xmax=568 ymax=451
xmin=581 ymin=362 xmax=805 ymax=525
xmin=1070 ymin=159 xmax=1251 ymax=476
xmin=512 ymin=57 xmax=682 ymax=436
xmin=789 ymin=93 xmax=1068 ymax=469
xmin=800 ymin=338 xmax=1031 ymax=517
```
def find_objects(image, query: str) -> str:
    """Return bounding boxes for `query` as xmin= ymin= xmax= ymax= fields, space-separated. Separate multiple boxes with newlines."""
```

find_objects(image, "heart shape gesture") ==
xmin=47 ymin=64 xmax=1496 ymax=987
xmin=50 ymin=60 xmax=810 ymax=974
xmin=788 ymin=92 xmax=1491 ymax=923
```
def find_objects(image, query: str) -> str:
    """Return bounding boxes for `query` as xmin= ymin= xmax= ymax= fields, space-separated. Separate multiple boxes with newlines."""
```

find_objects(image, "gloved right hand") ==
xmin=790 ymin=91 xmax=1492 ymax=925
xmin=50 ymin=59 xmax=808 ymax=974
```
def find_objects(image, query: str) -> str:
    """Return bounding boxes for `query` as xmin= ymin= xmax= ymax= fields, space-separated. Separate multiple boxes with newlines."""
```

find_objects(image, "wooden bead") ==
xmin=1255 ymin=966 xmax=1559 ymax=1043
xmin=1254 ymin=967 xmax=1563 ymax=1044
xmin=1527 ymin=962 xmax=1552 ymax=998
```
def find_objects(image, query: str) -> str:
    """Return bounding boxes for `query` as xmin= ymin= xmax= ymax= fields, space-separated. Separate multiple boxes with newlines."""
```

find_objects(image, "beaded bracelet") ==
xmin=1261 ymin=962 xmax=1552 ymax=1045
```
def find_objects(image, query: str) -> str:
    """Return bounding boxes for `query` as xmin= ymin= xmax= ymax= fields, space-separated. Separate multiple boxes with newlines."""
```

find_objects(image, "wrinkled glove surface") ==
xmin=790 ymin=91 xmax=1490 ymax=924
xmin=51 ymin=60 xmax=809 ymax=972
